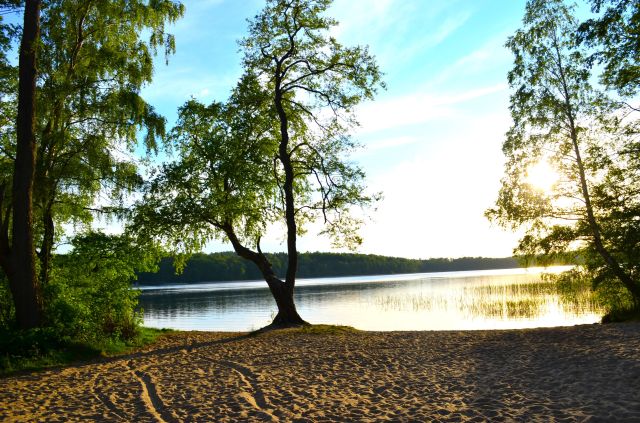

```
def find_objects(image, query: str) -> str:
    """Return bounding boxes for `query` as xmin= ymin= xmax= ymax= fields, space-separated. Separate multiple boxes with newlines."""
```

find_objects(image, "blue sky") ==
xmin=138 ymin=0 xmax=530 ymax=259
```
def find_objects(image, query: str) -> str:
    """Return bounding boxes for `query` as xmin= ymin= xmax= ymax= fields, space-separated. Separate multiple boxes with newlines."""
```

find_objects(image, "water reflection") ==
xmin=139 ymin=267 xmax=603 ymax=331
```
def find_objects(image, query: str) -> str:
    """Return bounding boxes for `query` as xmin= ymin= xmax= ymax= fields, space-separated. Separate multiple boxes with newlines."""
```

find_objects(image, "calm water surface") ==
xmin=138 ymin=266 xmax=603 ymax=331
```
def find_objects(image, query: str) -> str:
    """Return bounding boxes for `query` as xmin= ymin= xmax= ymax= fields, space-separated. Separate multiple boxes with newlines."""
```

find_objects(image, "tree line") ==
xmin=136 ymin=253 xmax=524 ymax=285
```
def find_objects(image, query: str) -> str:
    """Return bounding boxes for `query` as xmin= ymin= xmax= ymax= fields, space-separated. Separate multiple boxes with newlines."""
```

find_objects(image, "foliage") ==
xmin=0 ymin=0 xmax=185 ymax=297
xmin=549 ymin=267 xmax=639 ymax=322
xmin=578 ymin=0 xmax=640 ymax=96
xmin=240 ymin=0 xmax=384 ymax=252
xmin=137 ymin=0 xmax=383 ymax=254
xmin=45 ymin=232 xmax=161 ymax=341
xmin=0 ymin=228 xmax=163 ymax=332
xmin=0 ymin=272 xmax=13 ymax=328
xmin=488 ymin=0 xmax=640 ymax=313
xmin=0 ymin=7 xmax=18 ymax=231
xmin=31 ymin=0 xmax=183 ymax=284
xmin=0 ymin=5 xmax=17 ymax=153
xmin=489 ymin=0 xmax=601 ymax=248
xmin=135 ymin=76 xmax=278 ymax=257
xmin=0 ymin=229 xmax=166 ymax=374
xmin=0 ymin=0 xmax=183 ymax=335
xmin=0 ymin=326 xmax=171 ymax=376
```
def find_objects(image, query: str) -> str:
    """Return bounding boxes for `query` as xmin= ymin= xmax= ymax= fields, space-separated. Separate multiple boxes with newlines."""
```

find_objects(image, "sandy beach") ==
xmin=1 ymin=322 xmax=639 ymax=422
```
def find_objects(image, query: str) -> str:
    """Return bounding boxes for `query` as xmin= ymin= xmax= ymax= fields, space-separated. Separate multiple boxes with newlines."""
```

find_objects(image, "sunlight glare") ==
xmin=526 ymin=161 xmax=559 ymax=193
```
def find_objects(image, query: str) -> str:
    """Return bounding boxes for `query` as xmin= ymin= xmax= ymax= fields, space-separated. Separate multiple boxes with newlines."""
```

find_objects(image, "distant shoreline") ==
xmin=136 ymin=265 xmax=573 ymax=289
xmin=137 ymin=252 xmax=571 ymax=285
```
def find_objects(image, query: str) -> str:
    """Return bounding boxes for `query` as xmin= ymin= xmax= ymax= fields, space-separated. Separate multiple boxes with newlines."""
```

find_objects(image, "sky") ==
xmin=137 ymin=0 xmax=530 ymax=259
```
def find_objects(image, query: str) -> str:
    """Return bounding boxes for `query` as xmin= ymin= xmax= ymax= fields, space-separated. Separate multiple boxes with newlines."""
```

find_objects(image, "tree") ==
xmin=578 ymin=0 xmax=640 ymax=97
xmin=487 ymin=0 xmax=640 ymax=311
xmin=0 ymin=0 xmax=43 ymax=329
xmin=0 ymin=0 xmax=183 ymax=294
xmin=0 ymin=0 xmax=183 ymax=329
xmin=136 ymin=0 xmax=383 ymax=328
xmin=32 ymin=0 xmax=183 ymax=288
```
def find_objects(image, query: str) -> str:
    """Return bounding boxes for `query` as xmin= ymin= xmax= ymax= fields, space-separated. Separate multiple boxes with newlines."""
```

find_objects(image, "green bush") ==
xmin=0 ymin=232 xmax=160 ymax=339
xmin=46 ymin=232 xmax=161 ymax=342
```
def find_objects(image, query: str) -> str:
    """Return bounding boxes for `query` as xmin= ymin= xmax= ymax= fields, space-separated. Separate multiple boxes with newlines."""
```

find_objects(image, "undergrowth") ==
xmin=0 ymin=327 xmax=172 ymax=377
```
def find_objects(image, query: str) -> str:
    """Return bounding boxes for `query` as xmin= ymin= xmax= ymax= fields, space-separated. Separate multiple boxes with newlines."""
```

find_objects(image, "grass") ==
xmin=0 ymin=326 xmax=172 ymax=377
xmin=249 ymin=323 xmax=359 ymax=337
xmin=297 ymin=324 xmax=359 ymax=335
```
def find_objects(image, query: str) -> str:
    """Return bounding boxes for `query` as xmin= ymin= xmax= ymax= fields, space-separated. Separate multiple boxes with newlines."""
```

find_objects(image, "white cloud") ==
xmin=147 ymin=0 xmax=525 ymax=260
xmin=355 ymin=83 xmax=508 ymax=134
xmin=329 ymin=0 xmax=470 ymax=66
xmin=426 ymin=34 xmax=512 ymax=89
xmin=407 ymin=12 xmax=470 ymax=52
xmin=234 ymin=107 xmax=519 ymax=260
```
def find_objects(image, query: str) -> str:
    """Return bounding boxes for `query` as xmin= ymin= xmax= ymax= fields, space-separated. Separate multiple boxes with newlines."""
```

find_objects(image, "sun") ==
xmin=526 ymin=161 xmax=559 ymax=193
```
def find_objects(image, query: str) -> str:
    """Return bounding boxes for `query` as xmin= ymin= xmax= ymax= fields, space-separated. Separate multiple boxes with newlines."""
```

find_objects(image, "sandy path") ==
xmin=1 ymin=322 xmax=640 ymax=422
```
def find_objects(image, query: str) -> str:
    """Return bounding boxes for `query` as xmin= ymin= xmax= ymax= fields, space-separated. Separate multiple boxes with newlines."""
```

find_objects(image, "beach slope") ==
xmin=1 ymin=322 xmax=639 ymax=421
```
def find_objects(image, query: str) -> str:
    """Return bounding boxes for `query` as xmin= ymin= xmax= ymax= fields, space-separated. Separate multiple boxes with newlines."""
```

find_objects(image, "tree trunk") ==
xmin=222 ymin=224 xmax=307 ymax=328
xmin=39 ymin=203 xmax=54 ymax=286
xmin=35 ymin=112 xmax=60 ymax=288
xmin=554 ymin=36 xmax=640 ymax=308
xmin=273 ymin=72 xmax=298 ymax=291
xmin=8 ymin=0 xmax=42 ymax=329
xmin=265 ymin=275 xmax=306 ymax=327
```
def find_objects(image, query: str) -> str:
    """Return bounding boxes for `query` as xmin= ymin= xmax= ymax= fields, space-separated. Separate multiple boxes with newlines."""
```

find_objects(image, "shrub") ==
xmin=46 ymin=232 xmax=161 ymax=341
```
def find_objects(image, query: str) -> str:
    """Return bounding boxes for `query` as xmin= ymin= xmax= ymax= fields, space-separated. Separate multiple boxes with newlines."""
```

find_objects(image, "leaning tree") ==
xmin=487 ymin=0 xmax=640 ymax=311
xmin=135 ymin=0 xmax=383 ymax=327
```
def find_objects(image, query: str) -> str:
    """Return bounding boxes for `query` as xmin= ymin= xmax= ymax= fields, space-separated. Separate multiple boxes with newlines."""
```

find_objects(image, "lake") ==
xmin=138 ymin=266 xmax=603 ymax=332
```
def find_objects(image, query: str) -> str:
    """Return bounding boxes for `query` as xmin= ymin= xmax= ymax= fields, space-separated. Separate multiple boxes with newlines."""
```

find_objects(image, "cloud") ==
xmin=330 ymin=0 xmax=398 ymax=37
xmin=151 ymin=0 xmax=523 ymax=259
xmin=355 ymin=83 xmax=508 ymax=134
xmin=330 ymin=0 xmax=470 ymax=67
xmin=404 ymin=12 xmax=470 ymax=51
xmin=426 ymin=34 xmax=513 ymax=89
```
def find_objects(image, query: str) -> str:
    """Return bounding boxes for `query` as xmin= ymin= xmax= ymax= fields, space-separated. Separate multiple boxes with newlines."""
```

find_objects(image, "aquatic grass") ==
xmin=371 ymin=275 xmax=604 ymax=320
xmin=374 ymin=294 xmax=435 ymax=312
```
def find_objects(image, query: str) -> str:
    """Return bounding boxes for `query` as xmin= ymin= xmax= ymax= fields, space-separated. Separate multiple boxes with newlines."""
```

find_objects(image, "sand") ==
xmin=1 ymin=322 xmax=640 ymax=422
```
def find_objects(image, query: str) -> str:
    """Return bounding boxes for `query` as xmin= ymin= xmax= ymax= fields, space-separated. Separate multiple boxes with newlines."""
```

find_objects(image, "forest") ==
xmin=0 ymin=0 xmax=639 ymax=373
xmin=136 ymin=253 xmax=522 ymax=284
